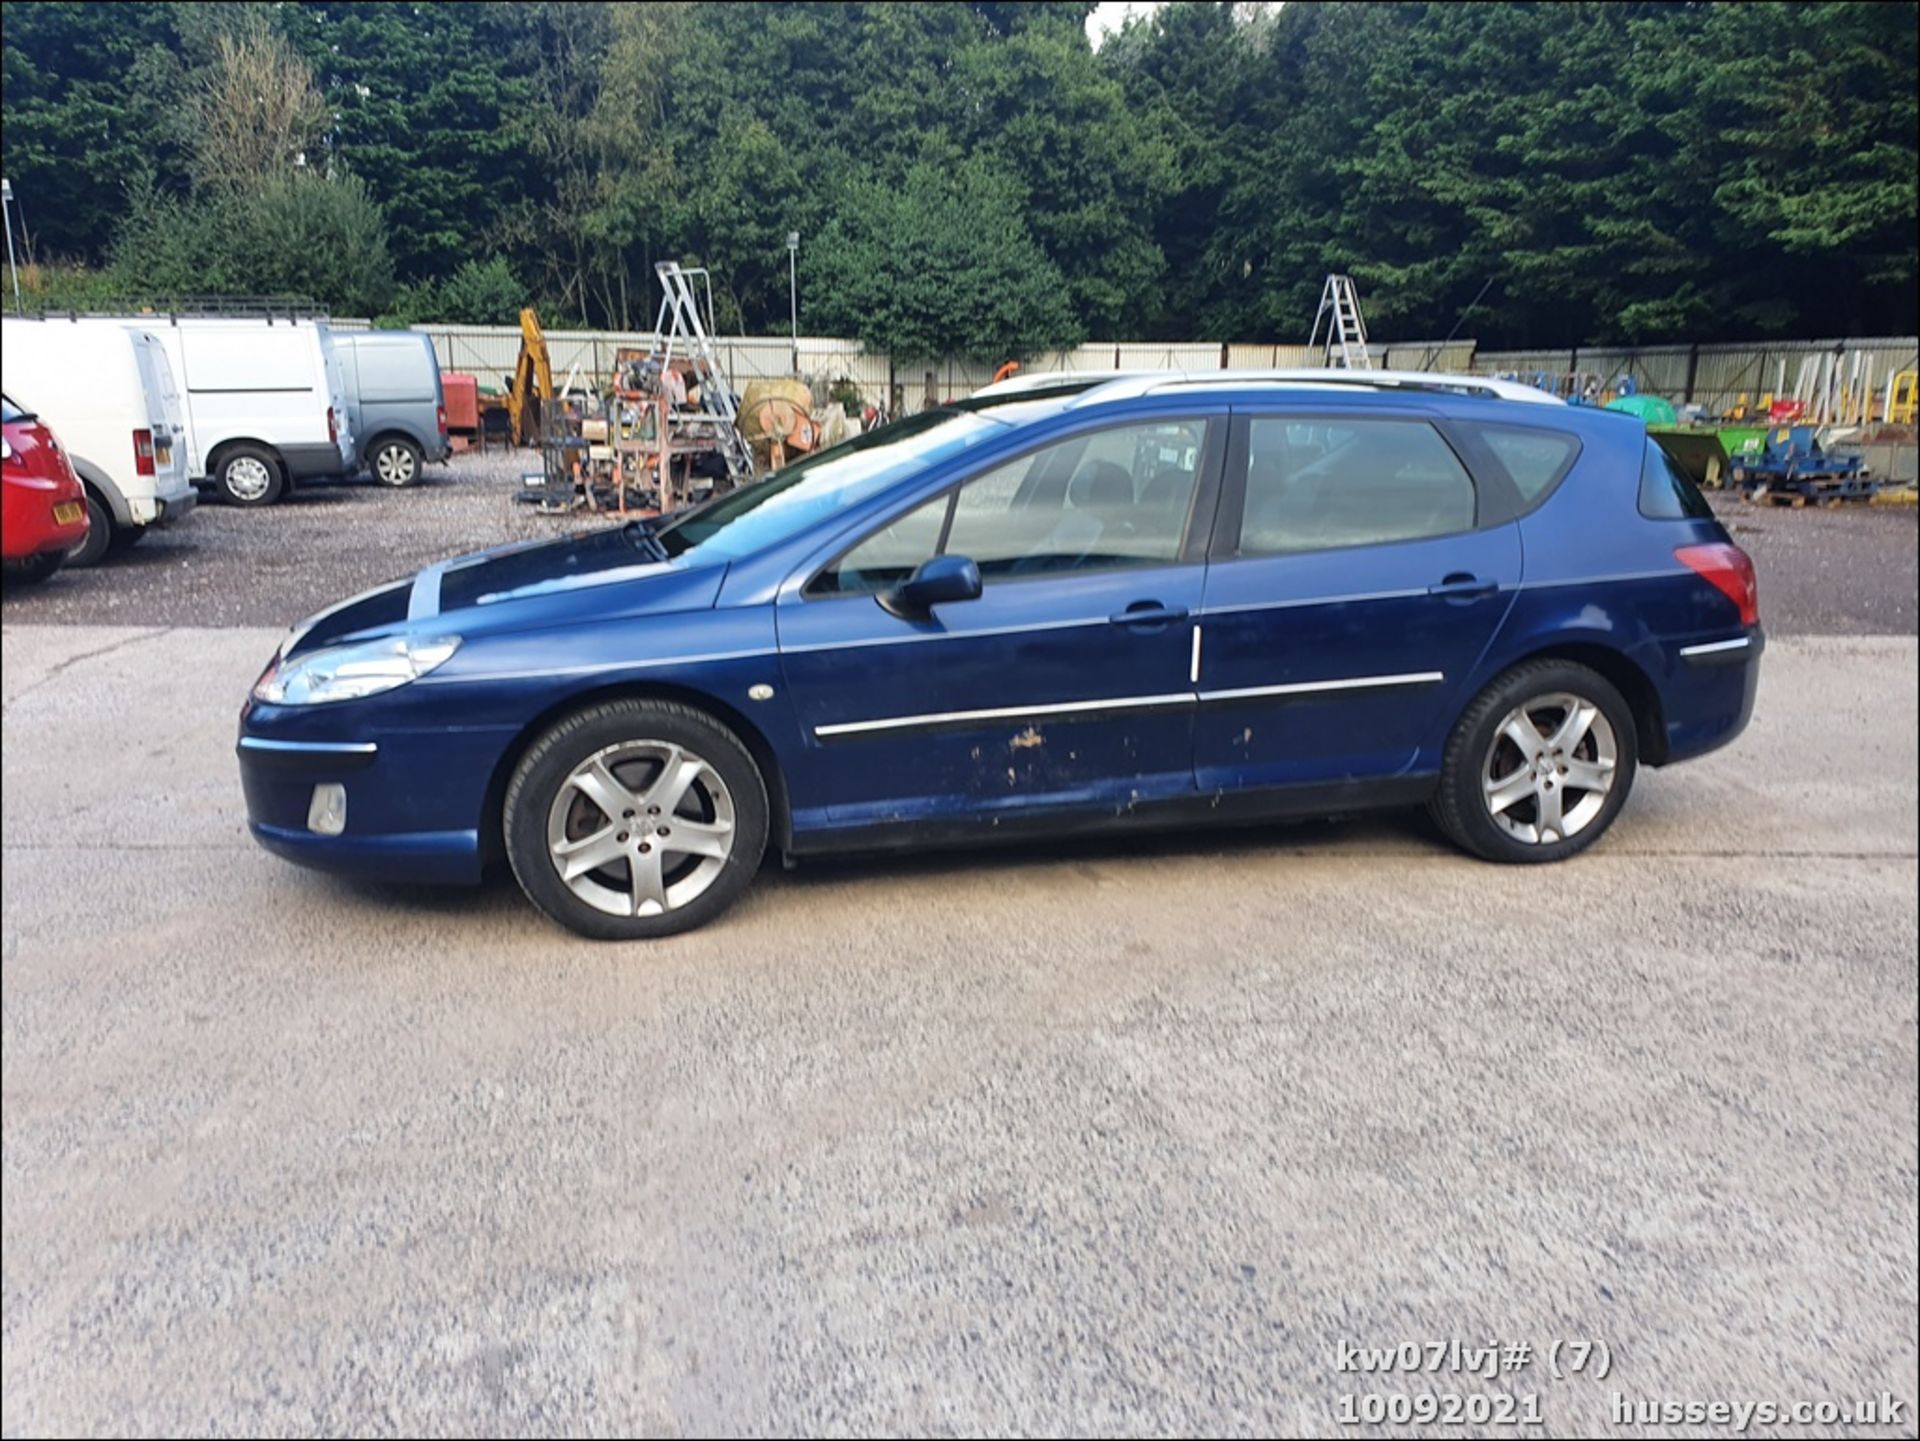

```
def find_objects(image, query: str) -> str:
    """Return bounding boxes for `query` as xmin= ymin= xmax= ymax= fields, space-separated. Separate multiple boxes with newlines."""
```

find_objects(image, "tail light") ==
xmin=436 ymin=404 xmax=448 ymax=435
xmin=133 ymin=428 xmax=156 ymax=477
xmin=1676 ymin=542 xmax=1759 ymax=627
xmin=327 ymin=406 xmax=338 ymax=443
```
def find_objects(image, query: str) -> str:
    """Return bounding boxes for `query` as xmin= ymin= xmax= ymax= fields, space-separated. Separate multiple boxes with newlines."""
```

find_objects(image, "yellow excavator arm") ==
xmin=507 ymin=306 xmax=553 ymax=446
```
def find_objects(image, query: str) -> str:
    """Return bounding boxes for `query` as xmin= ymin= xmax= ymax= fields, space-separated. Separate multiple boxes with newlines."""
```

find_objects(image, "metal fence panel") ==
xmin=407 ymin=327 xmax=1917 ymax=419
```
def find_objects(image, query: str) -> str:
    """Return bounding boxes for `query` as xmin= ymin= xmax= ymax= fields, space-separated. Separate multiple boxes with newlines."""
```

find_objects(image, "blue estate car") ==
xmin=239 ymin=370 xmax=1761 ymax=940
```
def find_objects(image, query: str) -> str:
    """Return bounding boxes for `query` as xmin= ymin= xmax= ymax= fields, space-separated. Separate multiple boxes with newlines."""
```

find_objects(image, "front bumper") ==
xmin=237 ymin=719 xmax=517 ymax=885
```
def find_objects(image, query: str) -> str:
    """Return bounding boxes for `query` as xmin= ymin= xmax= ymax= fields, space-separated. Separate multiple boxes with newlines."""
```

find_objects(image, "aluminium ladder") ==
xmin=649 ymin=261 xmax=756 ymax=482
xmin=1307 ymin=273 xmax=1374 ymax=370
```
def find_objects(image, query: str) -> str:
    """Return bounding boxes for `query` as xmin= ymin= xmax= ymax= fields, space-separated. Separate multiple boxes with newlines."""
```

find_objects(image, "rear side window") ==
xmin=1238 ymin=417 xmax=1474 ymax=555
xmin=1474 ymin=424 xmax=1579 ymax=505
xmin=1639 ymin=438 xmax=1714 ymax=519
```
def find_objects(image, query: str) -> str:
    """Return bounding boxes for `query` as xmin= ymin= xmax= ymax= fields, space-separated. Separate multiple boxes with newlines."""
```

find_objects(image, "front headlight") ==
xmin=253 ymin=634 xmax=461 ymax=706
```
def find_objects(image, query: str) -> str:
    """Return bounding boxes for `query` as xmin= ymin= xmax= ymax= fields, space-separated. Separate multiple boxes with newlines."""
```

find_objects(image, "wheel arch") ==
xmin=362 ymin=427 xmax=427 ymax=465
xmin=67 ymin=456 xmax=131 ymax=526
xmin=477 ymin=678 xmax=794 ymax=869
xmin=1489 ymin=640 xmax=1668 ymax=765
xmin=207 ymin=437 xmax=286 ymax=478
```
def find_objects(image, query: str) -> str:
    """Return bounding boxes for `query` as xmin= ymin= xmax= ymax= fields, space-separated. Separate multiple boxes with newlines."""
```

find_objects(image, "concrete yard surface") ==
xmin=2 ymin=626 xmax=1915 ymax=1436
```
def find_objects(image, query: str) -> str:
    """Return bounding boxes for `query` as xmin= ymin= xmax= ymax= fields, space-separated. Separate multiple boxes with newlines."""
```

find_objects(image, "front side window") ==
xmin=1238 ymin=417 xmax=1476 ymax=555
xmin=813 ymin=419 xmax=1207 ymax=595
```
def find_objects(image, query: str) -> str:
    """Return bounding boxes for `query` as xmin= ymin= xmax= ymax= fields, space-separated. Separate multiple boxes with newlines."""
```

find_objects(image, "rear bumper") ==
xmin=128 ymin=484 xmax=196 ymax=527
xmin=1660 ymin=627 xmax=1763 ymax=764
xmin=2 ymin=481 xmax=89 ymax=558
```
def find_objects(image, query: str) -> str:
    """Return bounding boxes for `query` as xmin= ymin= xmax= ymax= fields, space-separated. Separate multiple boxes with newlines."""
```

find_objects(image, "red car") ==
xmin=3 ymin=392 xmax=89 ymax=583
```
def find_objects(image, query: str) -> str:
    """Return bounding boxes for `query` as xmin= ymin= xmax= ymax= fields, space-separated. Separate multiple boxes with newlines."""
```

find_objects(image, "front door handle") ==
xmin=1428 ymin=574 xmax=1497 ymax=600
xmin=1109 ymin=601 xmax=1189 ymax=627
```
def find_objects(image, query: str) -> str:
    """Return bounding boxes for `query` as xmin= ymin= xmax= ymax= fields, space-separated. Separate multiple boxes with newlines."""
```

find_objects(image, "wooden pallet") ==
xmin=1741 ymin=475 xmax=1879 ymax=507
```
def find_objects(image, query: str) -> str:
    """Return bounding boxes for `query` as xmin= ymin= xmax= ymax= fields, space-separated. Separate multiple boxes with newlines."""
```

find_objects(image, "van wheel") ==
xmin=504 ymin=699 xmax=770 ymax=940
xmin=370 ymin=437 xmax=423 ymax=488
xmin=68 ymin=491 xmax=114 ymax=568
xmin=216 ymin=445 xmax=286 ymax=506
xmin=1429 ymin=659 xmax=1638 ymax=864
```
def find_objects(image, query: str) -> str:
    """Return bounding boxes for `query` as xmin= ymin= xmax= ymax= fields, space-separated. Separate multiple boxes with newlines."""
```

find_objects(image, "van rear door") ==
xmin=128 ymin=331 xmax=190 ymax=489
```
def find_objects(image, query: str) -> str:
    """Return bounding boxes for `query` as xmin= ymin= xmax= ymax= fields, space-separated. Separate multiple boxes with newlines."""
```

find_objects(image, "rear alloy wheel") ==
xmin=216 ymin=445 xmax=286 ymax=506
xmin=504 ymin=699 xmax=769 ymax=939
xmin=1430 ymin=660 xmax=1637 ymax=863
xmin=371 ymin=437 xmax=422 ymax=488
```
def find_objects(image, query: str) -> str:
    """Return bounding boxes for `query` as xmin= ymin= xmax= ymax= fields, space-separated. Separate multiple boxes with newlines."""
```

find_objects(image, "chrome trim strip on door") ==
xmin=238 ymin=737 xmax=380 ymax=755
xmin=1677 ymin=636 xmax=1751 ymax=657
xmin=1197 ymin=671 xmax=1445 ymax=703
xmin=814 ymin=691 xmax=1196 ymax=739
xmin=1189 ymin=625 xmax=1202 ymax=684
xmin=813 ymin=670 xmax=1448 ymax=739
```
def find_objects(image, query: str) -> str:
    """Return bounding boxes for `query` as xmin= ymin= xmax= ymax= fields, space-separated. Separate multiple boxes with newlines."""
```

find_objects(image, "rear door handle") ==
xmin=1109 ymin=602 xmax=1189 ymax=627
xmin=1428 ymin=574 xmax=1497 ymax=600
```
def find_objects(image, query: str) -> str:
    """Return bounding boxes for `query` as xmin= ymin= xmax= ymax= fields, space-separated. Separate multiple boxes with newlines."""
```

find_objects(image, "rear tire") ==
xmin=67 ymin=491 xmax=114 ymax=568
xmin=215 ymin=445 xmax=286 ymax=506
xmin=370 ymin=436 xmax=423 ymax=488
xmin=1430 ymin=659 xmax=1638 ymax=864
xmin=6 ymin=551 xmax=64 ymax=585
xmin=504 ymin=699 xmax=769 ymax=940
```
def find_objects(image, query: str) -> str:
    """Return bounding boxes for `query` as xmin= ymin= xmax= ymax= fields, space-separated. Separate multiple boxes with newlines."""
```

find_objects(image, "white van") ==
xmin=0 ymin=317 xmax=198 ymax=564
xmin=64 ymin=316 xmax=356 ymax=506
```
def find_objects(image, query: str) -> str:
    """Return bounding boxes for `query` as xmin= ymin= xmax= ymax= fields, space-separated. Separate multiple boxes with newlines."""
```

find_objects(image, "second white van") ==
xmin=68 ymin=316 xmax=356 ymax=506
xmin=0 ymin=317 xmax=198 ymax=564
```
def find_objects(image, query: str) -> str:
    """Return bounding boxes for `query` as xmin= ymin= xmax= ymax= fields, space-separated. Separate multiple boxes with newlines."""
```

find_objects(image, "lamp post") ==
xmin=787 ymin=230 xmax=800 ymax=374
xmin=1 ymin=180 xmax=20 ymax=312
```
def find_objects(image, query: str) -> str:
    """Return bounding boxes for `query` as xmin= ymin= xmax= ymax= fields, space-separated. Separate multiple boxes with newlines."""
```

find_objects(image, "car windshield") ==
xmin=655 ymin=404 xmax=1033 ymax=562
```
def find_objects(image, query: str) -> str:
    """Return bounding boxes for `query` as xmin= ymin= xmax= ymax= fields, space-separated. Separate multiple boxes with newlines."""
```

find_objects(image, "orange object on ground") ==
xmin=440 ymin=372 xmax=479 ymax=432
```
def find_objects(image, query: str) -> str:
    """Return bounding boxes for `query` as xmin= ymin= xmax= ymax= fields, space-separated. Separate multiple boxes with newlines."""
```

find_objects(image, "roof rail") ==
xmin=13 ymin=294 xmax=332 ymax=324
xmin=1070 ymin=368 xmax=1565 ymax=407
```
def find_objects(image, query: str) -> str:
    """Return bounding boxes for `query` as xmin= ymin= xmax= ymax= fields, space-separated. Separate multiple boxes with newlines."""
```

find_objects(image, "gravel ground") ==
xmin=0 ymin=451 xmax=625 ymax=630
xmin=2 ymin=627 xmax=1914 ymax=1436
xmin=1711 ymin=490 xmax=1918 ymax=635
xmin=2 ymin=453 xmax=1915 ymax=634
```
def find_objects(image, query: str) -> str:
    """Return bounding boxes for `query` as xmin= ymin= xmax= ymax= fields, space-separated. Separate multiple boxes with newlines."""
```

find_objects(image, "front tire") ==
xmin=1430 ymin=659 xmax=1638 ymax=864
xmin=215 ymin=445 xmax=286 ymax=506
xmin=504 ymin=699 xmax=769 ymax=940
xmin=370 ymin=436 xmax=423 ymax=488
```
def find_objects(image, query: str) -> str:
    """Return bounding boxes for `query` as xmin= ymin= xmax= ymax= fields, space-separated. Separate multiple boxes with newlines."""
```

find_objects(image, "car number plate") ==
xmin=52 ymin=501 xmax=84 ymax=525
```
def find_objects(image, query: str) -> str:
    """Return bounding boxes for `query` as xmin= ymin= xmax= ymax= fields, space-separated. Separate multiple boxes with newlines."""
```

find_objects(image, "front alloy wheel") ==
xmin=505 ymin=699 xmax=769 ymax=939
xmin=547 ymin=740 xmax=738 ymax=918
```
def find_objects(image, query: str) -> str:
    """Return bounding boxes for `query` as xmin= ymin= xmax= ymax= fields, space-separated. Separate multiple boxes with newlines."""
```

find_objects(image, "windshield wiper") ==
xmin=623 ymin=519 xmax=670 ymax=561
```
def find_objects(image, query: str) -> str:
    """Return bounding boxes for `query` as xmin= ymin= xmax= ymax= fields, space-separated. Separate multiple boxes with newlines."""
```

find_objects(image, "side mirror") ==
xmin=879 ymin=554 xmax=982 ymax=619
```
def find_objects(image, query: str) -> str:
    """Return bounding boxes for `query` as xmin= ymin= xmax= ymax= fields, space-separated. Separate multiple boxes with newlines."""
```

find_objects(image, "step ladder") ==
xmin=1307 ymin=273 xmax=1374 ymax=370
xmin=650 ymin=261 xmax=756 ymax=482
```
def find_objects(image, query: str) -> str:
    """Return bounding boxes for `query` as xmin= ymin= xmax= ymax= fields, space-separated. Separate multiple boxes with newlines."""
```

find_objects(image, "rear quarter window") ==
xmin=1464 ymin=422 xmax=1581 ymax=515
xmin=1639 ymin=438 xmax=1715 ymax=519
